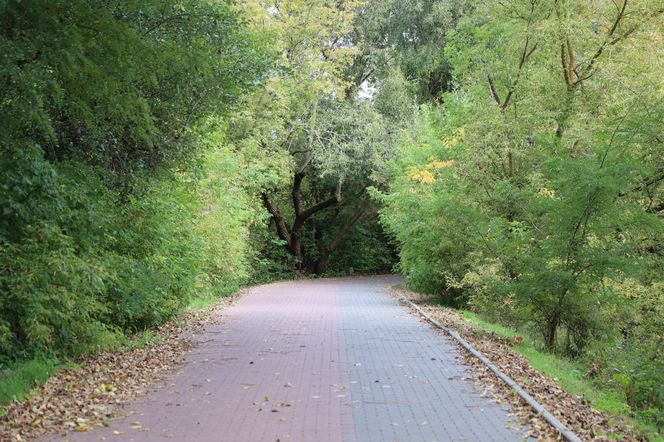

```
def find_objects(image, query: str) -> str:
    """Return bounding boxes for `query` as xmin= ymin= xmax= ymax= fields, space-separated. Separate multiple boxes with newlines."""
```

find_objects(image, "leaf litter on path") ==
xmin=390 ymin=284 xmax=646 ymax=442
xmin=0 ymin=292 xmax=242 ymax=441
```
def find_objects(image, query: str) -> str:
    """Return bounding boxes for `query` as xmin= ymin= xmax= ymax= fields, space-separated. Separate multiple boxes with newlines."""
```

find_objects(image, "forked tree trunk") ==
xmin=261 ymin=171 xmax=344 ymax=271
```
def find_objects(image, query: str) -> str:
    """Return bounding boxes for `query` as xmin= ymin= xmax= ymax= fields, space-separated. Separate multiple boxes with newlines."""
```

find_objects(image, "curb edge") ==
xmin=399 ymin=297 xmax=583 ymax=442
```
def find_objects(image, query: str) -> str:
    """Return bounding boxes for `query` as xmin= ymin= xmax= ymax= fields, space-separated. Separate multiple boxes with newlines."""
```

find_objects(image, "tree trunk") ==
xmin=312 ymin=199 xmax=371 ymax=275
xmin=262 ymin=172 xmax=343 ymax=271
xmin=543 ymin=309 xmax=560 ymax=351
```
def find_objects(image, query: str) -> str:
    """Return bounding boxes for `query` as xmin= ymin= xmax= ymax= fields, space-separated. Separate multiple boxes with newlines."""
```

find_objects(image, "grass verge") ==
xmin=457 ymin=309 xmax=662 ymax=441
xmin=0 ymin=288 xmax=237 ymax=418
xmin=0 ymin=358 xmax=61 ymax=415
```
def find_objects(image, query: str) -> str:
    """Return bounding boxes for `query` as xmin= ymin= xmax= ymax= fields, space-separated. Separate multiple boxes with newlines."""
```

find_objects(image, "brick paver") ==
xmin=51 ymin=276 xmax=527 ymax=442
xmin=339 ymin=277 xmax=524 ymax=442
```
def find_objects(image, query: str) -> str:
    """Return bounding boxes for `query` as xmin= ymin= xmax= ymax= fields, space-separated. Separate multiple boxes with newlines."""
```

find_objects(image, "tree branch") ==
xmin=489 ymin=1 xmax=538 ymax=111
xmin=299 ymin=179 xmax=343 ymax=221
xmin=293 ymin=173 xmax=304 ymax=216
xmin=295 ymin=150 xmax=313 ymax=175
xmin=314 ymin=199 xmax=371 ymax=274
xmin=620 ymin=168 xmax=664 ymax=197
xmin=487 ymin=74 xmax=502 ymax=106
xmin=261 ymin=193 xmax=292 ymax=247
xmin=573 ymin=0 xmax=628 ymax=86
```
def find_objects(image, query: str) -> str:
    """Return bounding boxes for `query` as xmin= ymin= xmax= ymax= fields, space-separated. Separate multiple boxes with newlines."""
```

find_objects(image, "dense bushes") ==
xmin=0 ymin=143 xmax=261 ymax=361
xmin=379 ymin=0 xmax=663 ymax=429
xmin=0 ymin=0 xmax=268 ymax=177
xmin=0 ymin=0 xmax=270 ymax=363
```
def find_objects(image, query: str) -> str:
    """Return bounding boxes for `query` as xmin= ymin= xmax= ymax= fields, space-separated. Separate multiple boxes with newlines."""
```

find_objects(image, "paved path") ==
xmin=53 ymin=276 xmax=526 ymax=442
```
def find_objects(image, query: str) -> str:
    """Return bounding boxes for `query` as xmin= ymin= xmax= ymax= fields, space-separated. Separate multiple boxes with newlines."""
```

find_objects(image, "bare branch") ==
xmin=487 ymin=74 xmax=502 ymax=106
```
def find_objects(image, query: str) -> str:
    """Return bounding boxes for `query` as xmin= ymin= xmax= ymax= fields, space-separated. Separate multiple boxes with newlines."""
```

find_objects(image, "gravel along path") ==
xmin=43 ymin=276 xmax=529 ymax=442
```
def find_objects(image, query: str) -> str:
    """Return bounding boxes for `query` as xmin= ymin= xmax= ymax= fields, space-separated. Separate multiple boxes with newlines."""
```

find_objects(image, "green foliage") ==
xmin=1 ymin=0 xmax=271 ymax=182
xmin=234 ymin=0 xmax=414 ymax=275
xmin=324 ymin=214 xmax=398 ymax=275
xmin=0 ymin=142 xmax=264 ymax=361
xmin=0 ymin=0 xmax=271 ymax=365
xmin=584 ymin=280 xmax=664 ymax=429
xmin=1 ymin=0 xmax=661 ymax=433
xmin=1 ymin=148 xmax=117 ymax=358
xmin=458 ymin=310 xmax=664 ymax=439
xmin=377 ymin=109 xmax=476 ymax=304
xmin=380 ymin=0 xmax=663 ymax=429
xmin=351 ymin=0 xmax=474 ymax=100
xmin=195 ymin=137 xmax=263 ymax=295
xmin=0 ymin=358 xmax=60 ymax=409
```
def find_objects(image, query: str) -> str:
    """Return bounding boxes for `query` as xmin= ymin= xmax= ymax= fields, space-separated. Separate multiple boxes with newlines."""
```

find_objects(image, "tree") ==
xmin=260 ymin=99 xmax=396 ymax=273
xmin=379 ymin=0 xmax=663 ymax=424
xmin=234 ymin=0 xmax=414 ymax=273
xmin=1 ymin=0 xmax=270 ymax=190
xmin=0 ymin=0 xmax=271 ymax=358
xmin=348 ymin=0 xmax=474 ymax=101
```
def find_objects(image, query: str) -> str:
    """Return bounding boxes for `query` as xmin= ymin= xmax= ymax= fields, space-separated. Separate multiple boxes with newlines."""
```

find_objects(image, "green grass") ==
xmin=187 ymin=293 xmax=222 ymax=310
xmin=457 ymin=310 xmax=662 ymax=441
xmin=127 ymin=330 xmax=162 ymax=349
xmin=0 ymin=286 xmax=243 ymax=419
xmin=0 ymin=331 xmax=162 ymax=416
xmin=0 ymin=358 xmax=61 ymax=414
xmin=185 ymin=282 xmax=242 ymax=311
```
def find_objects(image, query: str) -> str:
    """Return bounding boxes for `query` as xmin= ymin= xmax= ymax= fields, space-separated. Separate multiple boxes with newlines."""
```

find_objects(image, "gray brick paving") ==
xmin=338 ymin=277 xmax=525 ymax=442
xmin=48 ymin=276 xmax=527 ymax=442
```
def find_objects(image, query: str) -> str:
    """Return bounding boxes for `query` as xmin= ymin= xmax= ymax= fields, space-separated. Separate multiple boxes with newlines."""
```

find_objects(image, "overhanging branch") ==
xmin=299 ymin=179 xmax=343 ymax=221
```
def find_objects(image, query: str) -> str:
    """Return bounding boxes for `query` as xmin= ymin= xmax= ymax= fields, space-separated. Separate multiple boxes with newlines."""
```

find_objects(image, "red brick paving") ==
xmin=45 ymin=276 xmax=526 ymax=442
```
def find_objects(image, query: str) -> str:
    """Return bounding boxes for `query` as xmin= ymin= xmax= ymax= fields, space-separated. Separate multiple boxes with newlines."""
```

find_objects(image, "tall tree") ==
xmin=381 ymin=0 xmax=663 ymax=355
xmin=1 ymin=0 xmax=270 ymax=191
xmin=347 ymin=0 xmax=474 ymax=101
xmin=235 ymin=0 xmax=414 ymax=273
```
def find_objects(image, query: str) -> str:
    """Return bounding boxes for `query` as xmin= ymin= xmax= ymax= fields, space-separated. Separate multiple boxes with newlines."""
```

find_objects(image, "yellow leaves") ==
xmin=538 ymin=187 xmax=556 ymax=199
xmin=442 ymin=127 xmax=465 ymax=149
xmin=407 ymin=169 xmax=436 ymax=184
xmin=428 ymin=159 xmax=455 ymax=170
xmin=407 ymin=158 xmax=455 ymax=184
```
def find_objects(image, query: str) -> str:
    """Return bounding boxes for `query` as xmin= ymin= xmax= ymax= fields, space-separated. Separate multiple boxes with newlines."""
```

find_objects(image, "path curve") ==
xmin=49 ymin=276 xmax=527 ymax=442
